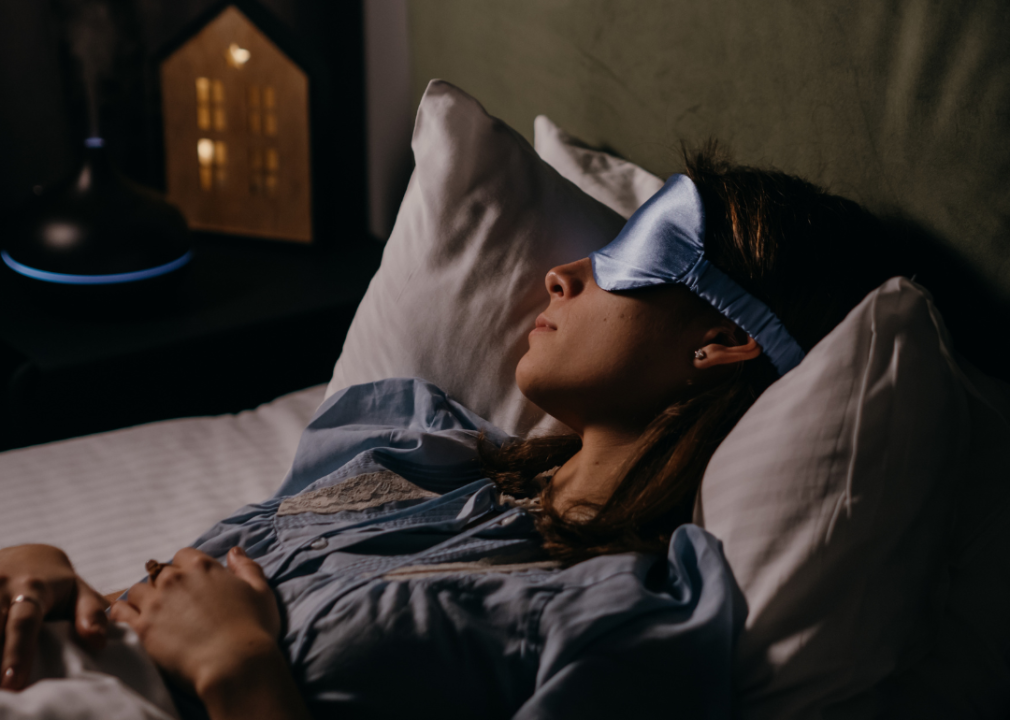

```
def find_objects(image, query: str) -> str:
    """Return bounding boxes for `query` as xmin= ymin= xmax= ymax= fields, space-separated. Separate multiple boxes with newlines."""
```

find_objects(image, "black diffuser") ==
xmin=3 ymin=138 xmax=191 ymax=302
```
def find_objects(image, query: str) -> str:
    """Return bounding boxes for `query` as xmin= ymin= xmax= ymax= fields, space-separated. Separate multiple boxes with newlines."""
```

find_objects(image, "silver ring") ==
xmin=10 ymin=594 xmax=43 ymax=611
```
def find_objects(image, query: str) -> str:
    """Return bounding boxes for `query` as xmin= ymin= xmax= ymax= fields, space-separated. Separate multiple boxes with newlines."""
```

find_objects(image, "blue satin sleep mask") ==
xmin=589 ymin=174 xmax=805 ymax=375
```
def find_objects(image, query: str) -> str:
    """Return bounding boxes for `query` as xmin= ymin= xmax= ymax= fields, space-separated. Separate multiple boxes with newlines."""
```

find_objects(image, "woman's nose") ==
xmin=544 ymin=259 xmax=590 ymax=299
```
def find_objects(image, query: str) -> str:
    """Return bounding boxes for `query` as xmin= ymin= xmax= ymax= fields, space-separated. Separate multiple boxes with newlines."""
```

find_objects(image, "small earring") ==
xmin=694 ymin=349 xmax=707 ymax=360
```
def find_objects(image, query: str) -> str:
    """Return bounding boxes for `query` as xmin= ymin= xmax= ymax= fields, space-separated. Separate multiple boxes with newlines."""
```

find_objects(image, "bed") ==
xmin=2 ymin=1 xmax=1009 ymax=718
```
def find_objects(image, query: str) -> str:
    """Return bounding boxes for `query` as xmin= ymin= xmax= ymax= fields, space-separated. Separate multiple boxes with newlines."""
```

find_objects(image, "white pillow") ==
xmin=533 ymin=115 xmax=664 ymax=219
xmin=327 ymin=80 xmax=625 ymax=435
xmin=841 ymin=355 xmax=1010 ymax=719
xmin=696 ymin=277 xmax=978 ymax=718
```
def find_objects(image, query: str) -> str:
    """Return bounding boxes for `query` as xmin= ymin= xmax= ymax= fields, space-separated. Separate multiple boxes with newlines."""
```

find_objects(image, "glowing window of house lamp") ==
xmin=195 ymin=77 xmax=211 ymax=130
xmin=248 ymin=85 xmax=261 ymax=134
xmin=263 ymin=86 xmax=277 ymax=136
xmin=264 ymin=147 xmax=278 ymax=195
xmin=197 ymin=138 xmax=214 ymax=190
xmin=214 ymin=140 xmax=227 ymax=186
xmin=211 ymin=80 xmax=226 ymax=131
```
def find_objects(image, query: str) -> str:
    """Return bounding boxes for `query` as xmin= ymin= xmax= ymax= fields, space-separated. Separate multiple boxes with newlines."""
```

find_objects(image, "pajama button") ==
xmin=310 ymin=537 xmax=328 ymax=550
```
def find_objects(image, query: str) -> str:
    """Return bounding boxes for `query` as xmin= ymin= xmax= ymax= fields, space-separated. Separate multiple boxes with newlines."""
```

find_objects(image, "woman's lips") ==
xmin=530 ymin=314 xmax=557 ymax=335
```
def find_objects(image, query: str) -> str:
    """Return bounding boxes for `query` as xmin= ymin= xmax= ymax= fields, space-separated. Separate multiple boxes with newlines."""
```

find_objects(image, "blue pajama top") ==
xmin=182 ymin=378 xmax=745 ymax=719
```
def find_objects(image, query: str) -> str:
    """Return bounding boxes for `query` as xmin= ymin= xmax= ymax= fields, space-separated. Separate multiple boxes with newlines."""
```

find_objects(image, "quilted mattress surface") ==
xmin=0 ymin=385 xmax=325 ymax=593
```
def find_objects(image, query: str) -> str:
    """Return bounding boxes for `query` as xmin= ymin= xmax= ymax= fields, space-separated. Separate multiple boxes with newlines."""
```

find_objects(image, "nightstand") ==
xmin=0 ymin=237 xmax=383 ymax=451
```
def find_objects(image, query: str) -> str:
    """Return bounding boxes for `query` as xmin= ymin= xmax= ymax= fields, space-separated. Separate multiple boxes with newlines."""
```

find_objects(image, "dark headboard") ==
xmin=407 ymin=0 xmax=1010 ymax=378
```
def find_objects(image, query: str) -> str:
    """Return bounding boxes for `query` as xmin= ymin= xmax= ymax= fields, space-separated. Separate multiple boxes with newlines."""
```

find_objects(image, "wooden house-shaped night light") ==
xmin=160 ymin=5 xmax=312 ymax=243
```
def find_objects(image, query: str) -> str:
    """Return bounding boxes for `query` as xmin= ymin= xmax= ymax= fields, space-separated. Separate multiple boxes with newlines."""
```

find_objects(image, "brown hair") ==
xmin=480 ymin=142 xmax=905 ymax=564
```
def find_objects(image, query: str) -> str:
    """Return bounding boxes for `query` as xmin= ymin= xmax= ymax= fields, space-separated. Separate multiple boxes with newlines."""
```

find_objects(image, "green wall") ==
xmin=408 ymin=0 xmax=1010 ymax=304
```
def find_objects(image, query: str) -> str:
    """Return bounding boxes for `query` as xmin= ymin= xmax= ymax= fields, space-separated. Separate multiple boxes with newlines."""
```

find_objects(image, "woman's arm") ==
xmin=110 ymin=546 xmax=311 ymax=720
xmin=0 ymin=544 xmax=109 ymax=690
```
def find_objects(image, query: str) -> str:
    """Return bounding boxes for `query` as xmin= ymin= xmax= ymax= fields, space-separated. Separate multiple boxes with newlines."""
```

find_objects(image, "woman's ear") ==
xmin=693 ymin=325 xmax=762 ymax=369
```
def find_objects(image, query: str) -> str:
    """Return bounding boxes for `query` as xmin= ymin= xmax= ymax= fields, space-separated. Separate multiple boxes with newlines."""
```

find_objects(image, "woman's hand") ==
xmin=110 ymin=546 xmax=309 ymax=720
xmin=0 ymin=544 xmax=109 ymax=690
xmin=110 ymin=546 xmax=279 ymax=695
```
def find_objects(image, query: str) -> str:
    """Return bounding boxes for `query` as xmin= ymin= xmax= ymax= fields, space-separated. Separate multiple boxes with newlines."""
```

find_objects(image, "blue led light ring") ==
xmin=1 ymin=249 xmax=192 ymax=286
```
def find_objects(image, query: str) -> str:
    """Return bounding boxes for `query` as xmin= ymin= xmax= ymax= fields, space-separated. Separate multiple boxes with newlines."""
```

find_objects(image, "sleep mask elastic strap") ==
xmin=589 ymin=174 xmax=805 ymax=375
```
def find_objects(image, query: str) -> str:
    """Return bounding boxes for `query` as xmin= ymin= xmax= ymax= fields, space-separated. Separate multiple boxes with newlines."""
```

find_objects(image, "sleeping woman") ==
xmin=0 ymin=147 xmax=900 ymax=719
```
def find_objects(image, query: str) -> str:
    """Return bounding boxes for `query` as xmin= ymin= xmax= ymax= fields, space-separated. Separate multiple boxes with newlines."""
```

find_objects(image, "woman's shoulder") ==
xmin=537 ymin=524 xmax=744 ymax=664
xmin=519 ymin=524 xmax=744 ymax=716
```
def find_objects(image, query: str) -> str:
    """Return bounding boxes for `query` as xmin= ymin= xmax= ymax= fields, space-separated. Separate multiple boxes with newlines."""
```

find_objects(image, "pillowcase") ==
xmin=696 ymin=277 xmax=973 ymax=718
xmin=533 ymin=115 xmax=664 ymax=219
xmin=537 ymin=121 xmax=1010 ymax=718
xmin=860 ymin=357 xmax=1010 ymax=719
xmin=326 ymin=80 xmax=625 ymax=435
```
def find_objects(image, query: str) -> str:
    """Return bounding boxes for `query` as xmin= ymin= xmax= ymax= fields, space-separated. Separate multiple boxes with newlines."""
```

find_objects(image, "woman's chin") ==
xmin=514 ymin=371 xmax=536 ymax=406
xmin=515 ymin=370 xmax=566 ymax=428
xmin=516 ymin=361 xmax=546 ymax=406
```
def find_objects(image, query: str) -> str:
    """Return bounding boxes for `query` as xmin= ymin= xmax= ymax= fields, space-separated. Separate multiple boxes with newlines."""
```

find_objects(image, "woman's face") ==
xmin=516 ymin=258 xmax=720 ymax=435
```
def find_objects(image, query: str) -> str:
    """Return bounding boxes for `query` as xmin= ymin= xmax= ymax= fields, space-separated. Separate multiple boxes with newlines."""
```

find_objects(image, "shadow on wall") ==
xmin=364 ymin=0 xmax=413 ymax=241
xmin=882 ymin=214 xmax=1010 ymax=384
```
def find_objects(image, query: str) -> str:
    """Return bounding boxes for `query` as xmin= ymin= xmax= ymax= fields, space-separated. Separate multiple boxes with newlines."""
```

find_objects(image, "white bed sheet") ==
xmin=0 ymin=621 xmax=179 ymax=720
xmin=0 ymin=384 xmax=325 ymax=594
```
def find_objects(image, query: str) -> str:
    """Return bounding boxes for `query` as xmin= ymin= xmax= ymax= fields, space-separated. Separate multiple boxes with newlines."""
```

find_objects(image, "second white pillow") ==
xmin=533 ymin=115 xmax=664 ymax=219
xmin=698 ymin=278 xmax=972 ymax=718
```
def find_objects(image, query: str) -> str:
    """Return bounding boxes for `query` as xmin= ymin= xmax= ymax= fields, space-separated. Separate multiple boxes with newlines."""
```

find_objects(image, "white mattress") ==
xmin=0 ymin=385 xmax=325 ymax=594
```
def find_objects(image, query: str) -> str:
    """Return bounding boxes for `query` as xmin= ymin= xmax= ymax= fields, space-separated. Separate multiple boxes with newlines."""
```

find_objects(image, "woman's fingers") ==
xmin=125 ymin=579 xmax=153 ymax=607
xmin=226 ymin=547 xmax=270 ymax=594
xmin=108 ymin=600 xmax=140 ymax=627
xmin=226 ymin=547 xmax=280 ymax=639
xmin=1 ymin=594 xmax=45 ymax=691
xmin=172 ymin=547 xmax=216 ymax=572
xmin=73 ymin=578 xmax=109 ymax=651
xmin=0 ymin=544 xmax=110 ymax=691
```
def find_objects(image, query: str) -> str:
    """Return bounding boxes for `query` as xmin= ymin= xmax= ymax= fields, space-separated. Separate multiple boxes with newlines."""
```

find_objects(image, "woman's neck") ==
xmin=549 ymin=425 xmax=643 ymax=514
